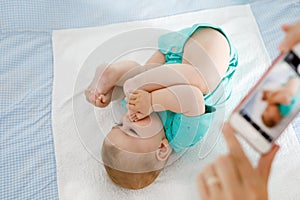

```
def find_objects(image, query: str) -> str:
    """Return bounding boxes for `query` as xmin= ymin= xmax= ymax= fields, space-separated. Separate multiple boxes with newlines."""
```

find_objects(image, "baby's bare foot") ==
xmin=127 ymin=110 xmax=139 ymax=122
xmin=126 ymin=90 xmax=153 ymax=121
xmin=85 ymin=64 xmax=119 ymax=108
xmin=127 ymin=110 xmax=148 ymax=122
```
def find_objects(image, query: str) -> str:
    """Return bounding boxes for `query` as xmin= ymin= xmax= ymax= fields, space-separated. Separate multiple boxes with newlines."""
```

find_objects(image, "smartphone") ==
xmin=229 ymin=44 xmax=300 ymax=153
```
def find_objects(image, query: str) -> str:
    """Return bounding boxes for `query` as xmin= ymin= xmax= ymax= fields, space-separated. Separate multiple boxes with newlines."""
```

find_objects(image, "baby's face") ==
xmin=106 ymin=113 xmax=165 ymax=154
xmin=262 ymin=104 xmax=282 ymax=127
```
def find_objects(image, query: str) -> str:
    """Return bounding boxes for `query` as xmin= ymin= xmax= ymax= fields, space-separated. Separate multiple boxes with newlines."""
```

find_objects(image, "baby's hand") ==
xmin=126 ymin=90 xmax=153 ymax=121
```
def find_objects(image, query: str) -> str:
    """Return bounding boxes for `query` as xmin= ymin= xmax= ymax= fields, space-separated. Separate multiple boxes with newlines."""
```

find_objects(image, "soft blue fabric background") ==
xmin=0 ymin=1 xmax=299 ymax=199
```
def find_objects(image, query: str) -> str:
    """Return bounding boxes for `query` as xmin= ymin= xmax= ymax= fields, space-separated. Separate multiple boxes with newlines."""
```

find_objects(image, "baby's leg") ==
xmin=85 ymin=61 xmax=143 ymax=107
xmin=123 ymin=63 xmax=208 ymax=96
xmin=124 ymin=63 xmax=209 ymax=121
xmin=124 ymin=29 xmax=231 ymax=95
xmin=128 ymin=84 xmax=205 ymax=121
xmin=123 ymin=64 xmax=208 ymax=121
xmin=284 ymin=77 xmax=300 ymax=95
xmin=183 ymin=28 xmax=230 ymax=92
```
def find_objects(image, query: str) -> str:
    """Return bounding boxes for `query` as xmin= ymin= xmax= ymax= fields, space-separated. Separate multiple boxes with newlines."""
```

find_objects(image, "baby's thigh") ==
xmin=183 ymin=28 xmax=230 ymax=88
xmin=123 ymin=64 xmax=206 ymax=93
xmin=166 ymin=64 xmax=209 ymax=93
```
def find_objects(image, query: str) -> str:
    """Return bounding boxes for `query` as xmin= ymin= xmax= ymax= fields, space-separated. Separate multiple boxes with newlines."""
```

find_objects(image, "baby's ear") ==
xmin=156 ymin=138 xmax=172 ymax=161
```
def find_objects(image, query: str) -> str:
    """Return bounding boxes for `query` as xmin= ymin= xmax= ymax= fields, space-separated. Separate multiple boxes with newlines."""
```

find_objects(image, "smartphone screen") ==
xmin=239 ymin=51 xmax=300 ymax=142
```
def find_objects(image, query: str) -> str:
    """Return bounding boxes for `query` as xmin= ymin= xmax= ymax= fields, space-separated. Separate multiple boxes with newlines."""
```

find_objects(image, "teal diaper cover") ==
xmin=278 ymin=85 xmax=300 ymax=116
xmin=278 ymin=97 xmax=296 ymax=116
xmin=157 ymin=23 xmax=238 ymax=153
xmin=157 ymin=105 xmax=216 ymax=153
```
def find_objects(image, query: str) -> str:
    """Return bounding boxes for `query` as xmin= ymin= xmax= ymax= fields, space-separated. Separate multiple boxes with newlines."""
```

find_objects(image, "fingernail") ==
xmin=274 ymin=144 xmax=280 ymax=150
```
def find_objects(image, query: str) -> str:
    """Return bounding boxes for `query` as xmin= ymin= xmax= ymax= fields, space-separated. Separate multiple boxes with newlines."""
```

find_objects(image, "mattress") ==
xmin=1 ymin=0 xmax=300 ymax=199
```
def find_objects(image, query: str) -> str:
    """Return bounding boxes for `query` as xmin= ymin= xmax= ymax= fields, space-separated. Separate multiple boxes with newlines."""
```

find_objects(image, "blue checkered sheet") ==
xmin=0 ymin=0 xmax=299 ymax=199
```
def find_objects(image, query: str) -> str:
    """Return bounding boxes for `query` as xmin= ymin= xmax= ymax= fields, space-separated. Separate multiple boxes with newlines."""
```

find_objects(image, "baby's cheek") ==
xmin=137 ymin=139 xmax=156 ymax=152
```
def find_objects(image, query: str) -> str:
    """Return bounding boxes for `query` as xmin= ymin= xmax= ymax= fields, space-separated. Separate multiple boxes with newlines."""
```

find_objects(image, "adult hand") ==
xmin=279 ymin=20 xmax=300 ymax=52
xmin=197 ymin=123 xmax=280 ymax=200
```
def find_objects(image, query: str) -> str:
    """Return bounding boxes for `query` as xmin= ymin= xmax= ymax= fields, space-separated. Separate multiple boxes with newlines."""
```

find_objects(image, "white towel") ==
xmin=52 ymin=4 xmax=300 ymax=200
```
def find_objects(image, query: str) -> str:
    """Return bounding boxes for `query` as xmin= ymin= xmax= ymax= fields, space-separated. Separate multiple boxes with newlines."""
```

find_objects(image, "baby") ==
xmin=85 ymin=24 xmax=238 ymax=189
xmin=262 ymin=77 xmax=300 ymax=127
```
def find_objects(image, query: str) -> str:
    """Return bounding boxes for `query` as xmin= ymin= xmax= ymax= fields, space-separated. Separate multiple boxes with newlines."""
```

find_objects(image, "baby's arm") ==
xmin=127 ymin=85 xmax=205 ymax=121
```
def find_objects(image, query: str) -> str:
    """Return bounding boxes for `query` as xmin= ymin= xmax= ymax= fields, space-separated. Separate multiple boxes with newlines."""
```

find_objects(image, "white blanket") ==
xmin=52 ymin=4 xmax=300 ymax=200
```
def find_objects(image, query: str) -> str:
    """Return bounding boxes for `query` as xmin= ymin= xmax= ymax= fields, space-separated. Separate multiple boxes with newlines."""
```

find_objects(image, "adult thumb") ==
xmin=257 ymin=145 xmax=280 ymax=183
xmin=281 ymin=24 xmax=290 ymax=32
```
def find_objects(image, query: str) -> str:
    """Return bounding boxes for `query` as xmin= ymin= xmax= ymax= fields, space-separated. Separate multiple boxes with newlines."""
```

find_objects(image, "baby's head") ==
xmin=262 ymin=104 xmax=282 ymax=127
xmin=101 ymin=113 xmax=172 ymax=189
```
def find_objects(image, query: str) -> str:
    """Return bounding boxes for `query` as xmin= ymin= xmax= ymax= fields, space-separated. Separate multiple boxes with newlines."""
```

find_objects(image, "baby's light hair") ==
xmin=104 ymin=165 xmax=161 ymax=190
xmin=101 ymin=138 xmax=167 ymax=190
xmin=262 ymin=114 xmax=277 ymax=128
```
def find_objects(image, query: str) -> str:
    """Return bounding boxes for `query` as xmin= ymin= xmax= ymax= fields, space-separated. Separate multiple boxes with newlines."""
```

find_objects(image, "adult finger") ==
xmin=257 ymin=144 xmax=280 ymax=183
xmin=222 ymin=123 xmax=253 ymax=179
xmin=279 ymin=32 xmax=299 ymax=52
xmin=197 ymin=173 xmax=210 ymax=200
xmin=281 ymin=24 xmax=291 ymax=32
xmin=278 ymin=25 xmax=292 ymax=52
xmin=204 ymin=164 xmax=222 ymax=199
xmin=214 ymin=155 xmax=241 ymax=198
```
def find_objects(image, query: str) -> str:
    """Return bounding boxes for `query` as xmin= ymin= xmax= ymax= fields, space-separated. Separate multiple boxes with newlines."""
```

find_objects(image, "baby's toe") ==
xmin=95 ymin=98 xmax=106 ymax=108
xmin=95 ymin=95 xmax=110 ymax=108
xmin=136 ymin=113 xmax=147 ymax=120
xmin=95 ymin=99 xmax=102 ymax=107
xmin=128 ymin=114 xmax=136 ymax=122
